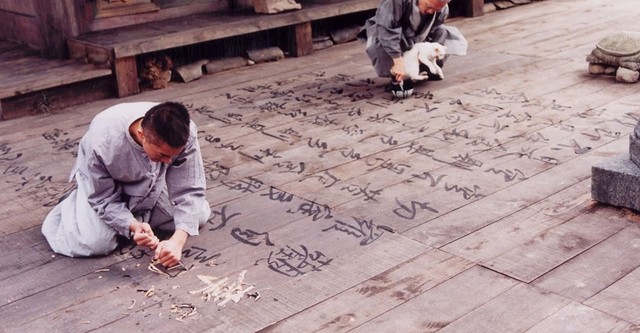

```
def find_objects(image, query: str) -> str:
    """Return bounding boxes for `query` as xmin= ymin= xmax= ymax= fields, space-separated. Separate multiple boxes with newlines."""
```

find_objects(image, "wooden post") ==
xmin=464 ymin=0 xmax=484 ymax=17
xmin=34 ymin=0 xmax=81 ymax=59
xmin=113 ymin=57 xmax=140 ymax=97
xmin=290 ymin=22 xmax=313 ymax=57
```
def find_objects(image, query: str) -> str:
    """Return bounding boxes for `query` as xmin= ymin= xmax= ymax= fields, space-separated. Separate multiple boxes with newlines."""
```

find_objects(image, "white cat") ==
xmin=402 ymin=42 xmax=446 ymax=81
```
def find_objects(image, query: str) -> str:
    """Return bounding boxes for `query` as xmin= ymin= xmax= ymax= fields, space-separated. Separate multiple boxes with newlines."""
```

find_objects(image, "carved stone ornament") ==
xmin=586 ymin=31 xmax=640 ymax=83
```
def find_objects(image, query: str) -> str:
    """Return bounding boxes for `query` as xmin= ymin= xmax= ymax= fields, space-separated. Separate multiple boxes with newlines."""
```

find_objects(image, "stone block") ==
xmin=204 ymin=57 xmax=251 ymax=75
xmin=253 ymin=0 xmax=301 ymax=14
xmin=616 ymin=67 xmax=640 ymax=83
xmin=591 ymin=153 xmax=640 ymax=211
xmin=246 ymin=47 xmax=284 ymax=63
xmin=630 ymin=132 xmax=640 ymax=168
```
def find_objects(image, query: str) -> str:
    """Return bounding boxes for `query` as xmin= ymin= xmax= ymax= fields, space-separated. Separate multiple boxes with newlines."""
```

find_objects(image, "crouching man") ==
xmin=42 ymin=101 xmax=211 ymax=268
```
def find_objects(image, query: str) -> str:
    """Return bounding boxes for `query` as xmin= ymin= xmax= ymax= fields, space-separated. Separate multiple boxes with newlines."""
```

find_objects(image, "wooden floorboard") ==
xmin=3 ymin=1 xmax=640 ymax=332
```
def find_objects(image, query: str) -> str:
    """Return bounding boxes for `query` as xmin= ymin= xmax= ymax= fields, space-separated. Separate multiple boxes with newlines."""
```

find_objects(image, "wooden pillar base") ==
xmin=290 ymin=21 xmax=313 ymax=57
xmin=464 ymin=0 xmax=484 ymax=17
xmin=113 ymin=56 xmax=140 ymax=97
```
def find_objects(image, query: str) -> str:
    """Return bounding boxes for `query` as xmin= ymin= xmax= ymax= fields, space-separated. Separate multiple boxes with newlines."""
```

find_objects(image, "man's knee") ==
xmin=75 ymin=232 xmax=119 ymax=257
xmin=47 ymin=225 xmax=119 ymax=258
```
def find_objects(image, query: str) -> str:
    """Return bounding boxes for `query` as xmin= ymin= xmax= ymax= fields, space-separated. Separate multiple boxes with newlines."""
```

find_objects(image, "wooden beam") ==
xmin=113 ymin=57 xmax=140 ymax=97
xmin=34 ymin=0 xmax=81 ymax=59
xmin=464 ymin=0 xmax=484 ymax=17
xmin=290 ymin=21 xmax=313 ymax=57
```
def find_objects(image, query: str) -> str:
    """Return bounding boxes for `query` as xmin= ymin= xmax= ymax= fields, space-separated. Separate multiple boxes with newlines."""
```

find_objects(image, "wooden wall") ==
xmin=0 ymin=1 xmax=42 ymax=51
xmin=85 ymin=0 xmax=228 ymax=32
xmin=0 ymin=0 xmax=230 ymax=58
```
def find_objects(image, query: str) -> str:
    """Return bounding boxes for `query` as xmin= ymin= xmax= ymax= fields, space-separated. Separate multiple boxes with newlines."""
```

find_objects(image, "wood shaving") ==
xmin=148 ymin=261 xmax=171 ymax=278
xmin=94 ymin=268 xmax=110 ymax=273
xmin=137 ymin=287 xmax=155 ymax=297
xmin=148 ymin=260 xmax=189 ymax=278
xmin=188 ymin=270 xmax=256 ymax=307
xmin=127 ymin=299 xmax=136 ymax=309
xmin=171 ymin=303 xmax=197 ymax=322
xmin=247 ymin=291 xmax=261 ymax=301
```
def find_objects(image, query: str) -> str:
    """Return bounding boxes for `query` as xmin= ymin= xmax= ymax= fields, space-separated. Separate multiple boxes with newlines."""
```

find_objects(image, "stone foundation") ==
xmin=592 ymin=152 xmax=640 ymax=211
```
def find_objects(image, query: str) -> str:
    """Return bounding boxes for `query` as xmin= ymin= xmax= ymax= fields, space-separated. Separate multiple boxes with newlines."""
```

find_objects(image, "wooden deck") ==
xmin=3 ymin=0 xmax=640 ymax=331
xmin=0 ymin=40 xmax=112 ymax=120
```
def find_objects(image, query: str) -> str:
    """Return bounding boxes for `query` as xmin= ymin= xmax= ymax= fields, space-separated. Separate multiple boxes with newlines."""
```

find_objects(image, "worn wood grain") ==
xmin=259 ymin=249 xmax=472 ymax=332
xmin=350 ymin=265 xmax=519 ymax=333
xmin=533 ymin=222 xmax=640 ymax=302
xmin=3 ymin=1 xmax=640 ymax=332
xmin=585 ymin=267 xmax=640 ymax=324
xmin=482 ymin=205 xmax=631 ymax=283
xmin=525 ymin=301 xmax=627 ymax=333
xmin=437 ymin=283 xmax=571 ymax=333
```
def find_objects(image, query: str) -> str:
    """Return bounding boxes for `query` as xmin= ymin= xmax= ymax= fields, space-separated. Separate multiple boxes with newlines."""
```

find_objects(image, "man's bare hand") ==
xmin=390 ymin=57 xmax=405 ymax=82
xmin=130 ymin=220 xmax=159 ymax=250
xmin=153 ymin=229 xmax=188 ymax=268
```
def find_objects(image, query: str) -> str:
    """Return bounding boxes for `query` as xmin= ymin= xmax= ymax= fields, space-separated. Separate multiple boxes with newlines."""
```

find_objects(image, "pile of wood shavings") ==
xmin=188 ymin=270 xmax=255 ymax=306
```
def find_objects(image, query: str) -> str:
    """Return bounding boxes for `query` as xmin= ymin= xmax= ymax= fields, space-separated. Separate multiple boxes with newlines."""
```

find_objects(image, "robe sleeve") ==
xmin=78 ymin=145 xmax=136 ymax=237
xmin=427 ymin=5 xmax=449 ymax=43
xmin=375 ymin=0 xmax=406 ymax=59
xmin=165 ymin=122 xmax=209 ymax=236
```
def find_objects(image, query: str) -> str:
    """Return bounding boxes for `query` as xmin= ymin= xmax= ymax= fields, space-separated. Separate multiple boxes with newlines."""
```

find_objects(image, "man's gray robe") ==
xmin=42 ymin=102 xmax=211 ymax=257
xmin=358 ymin=0 xmax=468 ymax=77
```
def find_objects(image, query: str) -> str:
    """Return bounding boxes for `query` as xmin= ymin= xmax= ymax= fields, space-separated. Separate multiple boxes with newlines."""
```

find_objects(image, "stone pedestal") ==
xmin=592 ymin=152 xmax=640 ymax=211
xmin=592 ymin=128 xmax=640 ymax=211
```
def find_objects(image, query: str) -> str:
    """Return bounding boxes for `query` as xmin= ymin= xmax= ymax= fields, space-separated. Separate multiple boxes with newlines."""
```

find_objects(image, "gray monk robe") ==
xmin=358 ymin=0 xmax=468 ymax=77
xmin=42 ymin=102 xmax=211 ymax=257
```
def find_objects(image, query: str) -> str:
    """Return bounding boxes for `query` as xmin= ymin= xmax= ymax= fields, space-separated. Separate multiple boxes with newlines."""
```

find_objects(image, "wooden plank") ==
xmin=0 ymin=1 xmax=36 ymax=15
xmin=33 ymin=0 xmax=80 ymax=58
xmin=524 ymin=302 xmax=627 ymax=333
xmin=463 ymin=0 xmax=484 ymax=17
xmin=86 ymin=1 xmax=229 ymax=32
xmin=533 ymin=223 xmax=640 ymax=303
xmin=0 ymin=76 xmax=113 ymax=121
xmin=585 ymin=267 xmax=640 ymax=323
xmin=441 ymin=179 xmax=593 ymax=263
xmin=290 ymin=22 xmax=313 ymax=57
xmin=0 ymin=61 xmax=111 ymax=98
xmin=0 ymin=10 xmax=41 ymax=51
xmin=349 ymin=266 xmax=519 ymax=333
xmin=436 ymin=283 xmax=571 ymax=332
xmin=481 ymin=205 xmax=631 ymax=283
xmin=113 ymin=56 xmax=140 ymax=97
xmin=94 ymin=0 xmax=160 ymax=19
xmin=259 ymin=249 xmax=473 ymax=332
